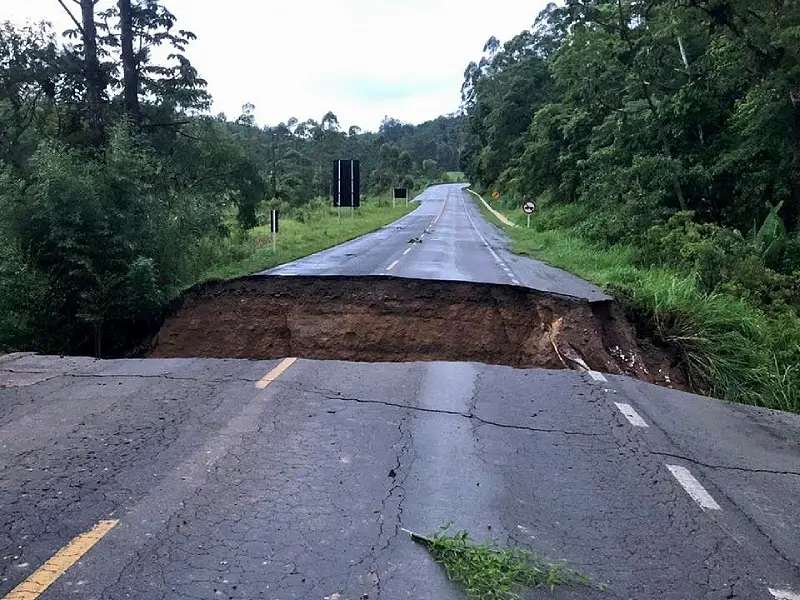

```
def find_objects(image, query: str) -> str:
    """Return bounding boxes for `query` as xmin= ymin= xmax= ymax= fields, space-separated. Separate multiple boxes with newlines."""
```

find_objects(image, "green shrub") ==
xmin=646 ymin=212 xmax=800 ymax=309
xmin=510 ymin=222 xmax=800 ymax=413
xmin=0 ymin=125 xmax=230 ymax=354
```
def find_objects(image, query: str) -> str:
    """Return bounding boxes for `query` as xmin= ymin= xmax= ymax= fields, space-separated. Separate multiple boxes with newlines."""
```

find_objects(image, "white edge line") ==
xmin=461 ymin=191 xmax=522 ymax=282
xmin=769 ymin=589 xmax=800 ymax=600
xmin=386 ymin=260 xmax=400 ymax=271
xmin=588 ymin=370 xmax=607 ymax=383
xmin=511 ymin=279 xmax=520 ymax=285
xmin=666 ymin=464 xmax=722 ymax=511
xmin=613 ymin=402 xmax=649 ymax=428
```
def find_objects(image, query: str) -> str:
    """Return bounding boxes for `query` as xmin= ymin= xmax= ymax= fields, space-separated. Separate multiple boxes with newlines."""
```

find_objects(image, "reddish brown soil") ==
xmin=148 ymin=276 xmax=686 ymax=389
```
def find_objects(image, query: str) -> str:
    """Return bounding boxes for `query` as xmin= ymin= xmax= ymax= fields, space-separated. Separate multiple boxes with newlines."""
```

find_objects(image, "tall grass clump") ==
xmin=491 ymin=200 xmax=800 ymax=413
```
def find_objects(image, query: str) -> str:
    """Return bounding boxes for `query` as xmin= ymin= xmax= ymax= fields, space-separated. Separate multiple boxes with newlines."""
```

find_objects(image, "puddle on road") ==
xmin=144 ymin=275 xmax=684 ymax=388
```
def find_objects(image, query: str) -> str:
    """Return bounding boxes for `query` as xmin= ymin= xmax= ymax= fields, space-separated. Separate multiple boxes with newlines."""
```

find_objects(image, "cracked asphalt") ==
xmin=1 ymin=185 xmax=799 ymax=599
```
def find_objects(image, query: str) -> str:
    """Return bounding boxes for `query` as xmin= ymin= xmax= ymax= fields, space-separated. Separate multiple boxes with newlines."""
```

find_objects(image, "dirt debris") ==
xmin=147 ymin=275 xmax=685 ymax=388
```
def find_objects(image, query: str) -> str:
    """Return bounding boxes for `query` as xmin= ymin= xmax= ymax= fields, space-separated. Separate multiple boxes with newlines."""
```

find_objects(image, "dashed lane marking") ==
xmin=487 ymin=246 xmax=504 ymax=264
xmin=431 ymin=193 xmax=449 ymax=227
xmin=613 ymin=402 xmax=649 ymax=428
xmin=588 ymin=370 xmax=608 ymax=383
xmin=3 ymin=519 xmax=118 ymax=600
xmin=511 ymin=279 xmax=520 ymax=285
xmin=255 ymin=357 xmax=297 ymax=389
xmin=769 ymin=589 xmax=800 ymax=600
xmin=386 ymin=191 xmax=447 ymax=274
xmin=666 ymin=464 xmax=721 ymax=511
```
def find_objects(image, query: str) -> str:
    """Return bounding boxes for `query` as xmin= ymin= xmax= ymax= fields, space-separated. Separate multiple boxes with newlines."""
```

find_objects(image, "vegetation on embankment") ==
xmin=479 ymin=197 xmax=800 ymax=414
xmin=0 ymin=5 xmax=459 ymax=358
xmin=459 ymin=2 xmax=800 ymax=413
xmin=200 ymin=200 xmax=413 ymax=282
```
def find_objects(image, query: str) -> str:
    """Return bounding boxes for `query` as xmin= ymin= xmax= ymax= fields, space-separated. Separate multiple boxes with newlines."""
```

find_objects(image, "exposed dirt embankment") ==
xmin=148 ymin=276 xmax=684 ymax=388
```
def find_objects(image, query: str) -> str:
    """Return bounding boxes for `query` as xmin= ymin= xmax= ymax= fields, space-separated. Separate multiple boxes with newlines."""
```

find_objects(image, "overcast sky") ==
xmin=0 ymin=0 xmax=550 ymax=131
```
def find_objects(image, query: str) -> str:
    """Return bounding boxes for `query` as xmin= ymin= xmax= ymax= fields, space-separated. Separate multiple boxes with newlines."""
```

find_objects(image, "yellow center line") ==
xmin=255 ymin=357 xmax=297 ymax=389
xmin=4 ymin=519 xmax=118 ymax=600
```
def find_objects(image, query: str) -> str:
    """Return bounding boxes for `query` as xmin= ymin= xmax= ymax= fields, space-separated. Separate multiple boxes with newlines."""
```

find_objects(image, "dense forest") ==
xmin=460 ymin=0 xmax=800 ymax=410
xmin=0 ymin=0 xmax=460 ymax=356
xmin=5 ymin=0 xmax=796 ymax=410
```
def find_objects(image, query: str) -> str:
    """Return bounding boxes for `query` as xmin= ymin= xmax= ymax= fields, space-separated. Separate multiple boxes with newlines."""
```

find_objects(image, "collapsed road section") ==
xmin=147 ymin=275 xmax=683 ymax=388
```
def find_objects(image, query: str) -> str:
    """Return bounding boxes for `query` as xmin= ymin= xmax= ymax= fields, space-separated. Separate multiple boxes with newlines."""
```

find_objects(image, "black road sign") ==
xmin=393 ymin=188 xmax=408 ymax=200
xmin=270 ymin=209 xmax=279 ymax=233
xmin=332 ymin=159 xmax=361 ymax=207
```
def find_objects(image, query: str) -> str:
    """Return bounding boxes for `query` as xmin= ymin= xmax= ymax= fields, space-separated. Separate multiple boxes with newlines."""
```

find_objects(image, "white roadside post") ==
xmin=350 ymin=160 xmax=355 ymax=218
xmin=337 ymin=160 xmax=342 ymax=225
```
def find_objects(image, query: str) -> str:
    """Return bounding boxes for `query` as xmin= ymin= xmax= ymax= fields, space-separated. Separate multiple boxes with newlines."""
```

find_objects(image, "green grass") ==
xmin=504 ymin=218 xmax=800 ymax=413
xmin=444 ymin=171 xmax=467 ymax=182
xmin=199 ymin=199 xmax=413 ymax=282
xmin=408 ymin=526 xmax=596 ymax=599
xmin=468 ymin=189 xmax=520 ymax=230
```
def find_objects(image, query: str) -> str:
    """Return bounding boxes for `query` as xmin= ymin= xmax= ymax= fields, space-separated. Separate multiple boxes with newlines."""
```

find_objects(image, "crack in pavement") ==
xmin=0 ymin=368 xmax=264 ymax=384
xmin=649 ymin=450 xmax=800 ymax=477
xmin=325 ymin=395 xmax=602 ymax=437
xmin=344 ymin=403 xmax=413 ymax=600
xmin=646 ymin=454 xmax=800 ymax=575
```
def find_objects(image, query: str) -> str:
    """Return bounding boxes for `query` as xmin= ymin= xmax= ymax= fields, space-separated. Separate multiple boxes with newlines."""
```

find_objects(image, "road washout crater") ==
xmin=147 ymin=275 xmax=685 ymax=389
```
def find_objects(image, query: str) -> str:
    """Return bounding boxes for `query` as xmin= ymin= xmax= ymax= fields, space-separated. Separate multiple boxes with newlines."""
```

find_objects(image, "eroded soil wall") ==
xmin=148 ymin=276 xmax=682 ymax=387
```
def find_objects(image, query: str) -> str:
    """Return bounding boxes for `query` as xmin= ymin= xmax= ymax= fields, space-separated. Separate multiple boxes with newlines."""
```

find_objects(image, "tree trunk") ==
xmin=677 ymin=36 xmax=705 ymax=144
xmin=118 ymin=0 xmax=139 ymax=123
xmin=80 ymin=0 xmax=105 ymax=143
xmin=789 ymin=93 xmax=800 ymax=228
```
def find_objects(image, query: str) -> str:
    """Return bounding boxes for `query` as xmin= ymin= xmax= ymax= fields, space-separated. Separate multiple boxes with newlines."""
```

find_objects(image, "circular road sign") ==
xmin=523 ymin=200 xmax=536 ymax=214
xmin=491 ymin=190 xmax=501 ymax=201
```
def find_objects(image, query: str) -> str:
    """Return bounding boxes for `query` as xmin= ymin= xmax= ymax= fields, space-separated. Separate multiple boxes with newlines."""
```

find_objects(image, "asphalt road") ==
xmin=1 ymin=184 xmax=799 ymax=600
xmin=263 ymin=184 xmax=610 ymax=301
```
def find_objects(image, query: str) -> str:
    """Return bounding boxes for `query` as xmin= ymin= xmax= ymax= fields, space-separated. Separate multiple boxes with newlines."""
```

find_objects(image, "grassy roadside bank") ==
xmin=200 ymin=199 xmax=414 ymax=282
xmin=468 ymin=191 xmax=800 ymax=414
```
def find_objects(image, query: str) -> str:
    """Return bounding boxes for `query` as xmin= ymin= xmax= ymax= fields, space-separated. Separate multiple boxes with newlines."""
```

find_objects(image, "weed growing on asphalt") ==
xmin=408 ymin=525 xmax=594 ymax=599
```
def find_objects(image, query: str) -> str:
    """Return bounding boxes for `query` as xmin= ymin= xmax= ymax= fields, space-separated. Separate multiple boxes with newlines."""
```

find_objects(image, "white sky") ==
xmin=0 ymin=0 xmax=550 ymax=131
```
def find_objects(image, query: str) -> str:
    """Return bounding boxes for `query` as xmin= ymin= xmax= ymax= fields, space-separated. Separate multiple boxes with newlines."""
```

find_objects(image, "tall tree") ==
xmin=118 ymin=0 xmax=139 ymax=122
xmin=58 ymin=0 xmax=106 ymax=142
